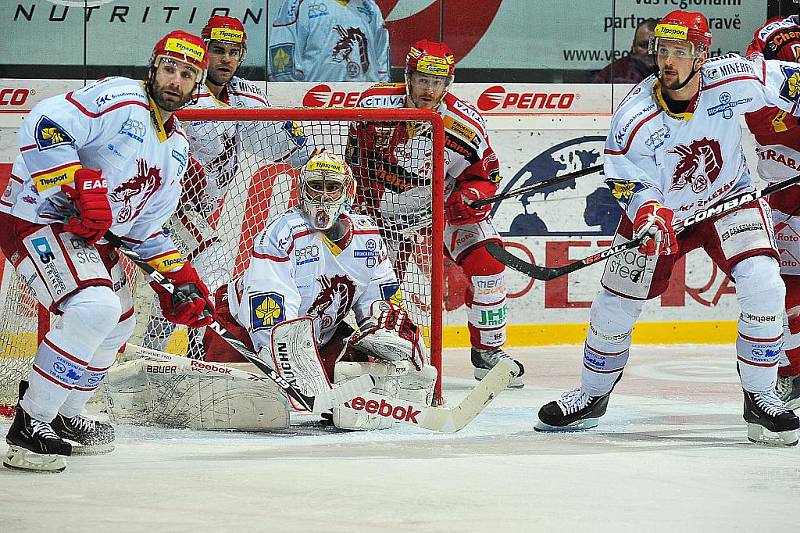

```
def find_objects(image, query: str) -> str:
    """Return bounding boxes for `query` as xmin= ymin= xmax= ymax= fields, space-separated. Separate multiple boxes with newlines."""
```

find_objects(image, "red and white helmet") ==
xmin=405 ymin=39 xmax=456 ymax=80
xmin=202 ymin=16 xmax=247 ymax=60
xmin=150 ymin=30 xmax=209 ymax=84
xmin=299 ymin=150 xmax=356 ymax=231
xmin=651 ymin=10 xmax=712 ymax=57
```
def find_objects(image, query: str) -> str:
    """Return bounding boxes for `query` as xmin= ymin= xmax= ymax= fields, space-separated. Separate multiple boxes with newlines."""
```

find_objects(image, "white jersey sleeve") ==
xmin=351 ymin=230 xmax=399 ymax=325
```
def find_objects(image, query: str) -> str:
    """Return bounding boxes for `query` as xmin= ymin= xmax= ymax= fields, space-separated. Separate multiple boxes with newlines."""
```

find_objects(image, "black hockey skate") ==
xmin=775 ymin=374 xmax=800 ymax=411
xmin=52 ymin=413 xmax=115 ymax=455
xmin=743 ymin=389 xmax=799 ymax=446
xmin=472 ymin=348 xmax=524 ymax=389
xmin=535 ymin=388 xmax=614 ymax=431
xmin=4 ymin=383 xmax=71 ymax=473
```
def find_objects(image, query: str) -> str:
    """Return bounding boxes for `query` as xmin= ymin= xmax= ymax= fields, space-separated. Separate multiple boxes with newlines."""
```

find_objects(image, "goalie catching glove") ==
xmin=62 ymin=168 xmax=113 ymax=244
xmin=633 ymin=201 xmax=678 ymax=256
xmin=149 ymin=262 xmax=214 ymax=327
xmin=347 ymin=301 xmax=426 ymax=371
xmin=445 ymin=178 xmax=496 ymax=225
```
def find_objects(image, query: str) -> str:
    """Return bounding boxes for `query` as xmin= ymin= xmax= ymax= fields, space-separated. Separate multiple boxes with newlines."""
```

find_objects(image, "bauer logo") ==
xmin=476 ymin=85 xmax=576 ymax=112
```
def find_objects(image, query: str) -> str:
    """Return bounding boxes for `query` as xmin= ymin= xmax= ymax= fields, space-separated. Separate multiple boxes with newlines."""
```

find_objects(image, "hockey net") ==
xmin=0 ymin=107 xmax=445 ymax=411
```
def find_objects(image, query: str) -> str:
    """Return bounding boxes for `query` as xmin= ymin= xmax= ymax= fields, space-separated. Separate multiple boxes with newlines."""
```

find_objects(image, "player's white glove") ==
xmin=348 ymin=301 xmax=426 ymax=371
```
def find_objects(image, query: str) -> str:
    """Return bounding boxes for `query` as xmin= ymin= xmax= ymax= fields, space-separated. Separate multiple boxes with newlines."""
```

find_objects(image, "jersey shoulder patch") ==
xmin=446 ymin=93 xmax=487 ymax=129
xmin=272 ymin=0 xmax=302 ymax=26
xmin=71 ymin=77 xmax=147 ymax=115
xmin=702 ymin=54 xmax=758 ymax=84
xmin=256 ymin=208 xmax=309 ymax=257
xmin=357 ymin=84 xmax=406 ymax=108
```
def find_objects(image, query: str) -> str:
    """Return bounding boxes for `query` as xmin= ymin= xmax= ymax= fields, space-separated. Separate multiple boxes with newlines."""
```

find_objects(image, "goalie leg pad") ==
xmin=98 ymin=358 xmax=289 ymax=431
xmin=397 ymin=365 xmax=438 ymax=406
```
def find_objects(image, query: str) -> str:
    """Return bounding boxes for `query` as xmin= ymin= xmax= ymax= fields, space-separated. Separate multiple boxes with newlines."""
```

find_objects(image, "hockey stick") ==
xmin=104 ymin=232 xmax=373 ymax=413
xmin=488 ymin=174 xmax=800 ymax=281
xmin=470 ymin=163 xmax=603 ymax=209
xmin=127 ymin=343 xmax=517 ymax=433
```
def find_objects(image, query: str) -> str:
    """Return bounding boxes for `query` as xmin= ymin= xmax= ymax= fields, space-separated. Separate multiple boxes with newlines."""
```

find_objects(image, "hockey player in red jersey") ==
xmin=0 ymin=31 xmax=215 ymax=472
xmin=348 ymin=39 xmax=524 ymax=387
xmin=536 ymin=10 xmax=800 ymax=445
xmin=744 ymin=5 xmax=800 ymax=410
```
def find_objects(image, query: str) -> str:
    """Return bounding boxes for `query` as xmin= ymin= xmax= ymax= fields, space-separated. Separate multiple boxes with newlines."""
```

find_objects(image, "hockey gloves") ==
xmin=349 ymin=302 xmax=426 ymax=371
xmin=150 ymin=263 xmax=215 ymax=328
xmin=633 ymin=201 xmax=678 ymax=256
xmin=62 ymin=168 xmax=113 ymax=244
xmin=445 ymin=179 xmax=496 ymax=225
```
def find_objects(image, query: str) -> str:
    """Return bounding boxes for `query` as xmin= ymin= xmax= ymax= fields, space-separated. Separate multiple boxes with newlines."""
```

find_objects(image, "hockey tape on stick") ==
xmin=470 ymin=163 xmax=603 ymax=209
xmin=488 ymin=173 xmax=800 ymax=281
xmin=104 ymin=232 xmax=373 ymax=413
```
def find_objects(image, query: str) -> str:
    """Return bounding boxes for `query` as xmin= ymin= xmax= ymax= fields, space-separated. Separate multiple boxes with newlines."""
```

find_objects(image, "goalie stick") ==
xmin=470 ymin=163 xmax=603 ymax=209
xmin=488 ymin=174 xmax=800 ymax=281
xmin=104 ymin=232 xmax=374 ymax=413
xmin=125 ymin=344 xmax=516 ymax=432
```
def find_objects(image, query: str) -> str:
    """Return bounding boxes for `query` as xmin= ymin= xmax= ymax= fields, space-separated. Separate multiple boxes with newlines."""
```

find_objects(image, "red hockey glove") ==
xmin=633 ymin=201 xmax=678 ymax=256
xmin=445 ymin=179 xmax=497 ymax=226
xmin=62 ymin=168 xmax=112 ymax=244
xmin=150 ymin=263 xmax=215 ymax=328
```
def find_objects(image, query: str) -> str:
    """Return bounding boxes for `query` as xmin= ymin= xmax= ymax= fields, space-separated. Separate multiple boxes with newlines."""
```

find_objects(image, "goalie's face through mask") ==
xmin=299 ymin=152 xmax=356 ymax=230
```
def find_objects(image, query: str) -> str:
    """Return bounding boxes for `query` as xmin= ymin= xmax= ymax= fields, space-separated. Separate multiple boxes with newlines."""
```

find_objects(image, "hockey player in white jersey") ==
xmin=268 ymin=0 xmax=389 ymax=82
xmin=348 ymin=40 xmax=524 ymax=387
xmin=0 ymin=31 xmax=216 ymax=471
xmin=536 ymin=10 xmax=800 ymax=445
xmin=207 ymin=150 xmax=437 ymax=429
xmin=143 ymin=16 xmax=307 ymax=355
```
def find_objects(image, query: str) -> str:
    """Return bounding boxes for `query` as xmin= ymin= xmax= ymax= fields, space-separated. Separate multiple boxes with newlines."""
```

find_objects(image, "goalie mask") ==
xmin=405 ymin=39 xmax=455 ymax=109
xmin=299 ymin=150 xmax=356 ymax=230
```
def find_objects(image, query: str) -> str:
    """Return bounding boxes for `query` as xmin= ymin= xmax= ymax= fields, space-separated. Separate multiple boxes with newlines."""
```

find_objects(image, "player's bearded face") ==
xmin=207 ymin=41 xmax=243 ymax=86
xmin=151 ymin=58 xmax=198 ymax=112
xmin=408 ymin=72 xmax=448 ymax=109
xmin=656 ymin=40 xmax=701 ymax=90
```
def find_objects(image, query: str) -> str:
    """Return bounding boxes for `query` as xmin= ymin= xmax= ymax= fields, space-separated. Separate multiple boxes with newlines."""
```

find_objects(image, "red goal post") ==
xmin=0 ymin=107 xmax=446 ymax=409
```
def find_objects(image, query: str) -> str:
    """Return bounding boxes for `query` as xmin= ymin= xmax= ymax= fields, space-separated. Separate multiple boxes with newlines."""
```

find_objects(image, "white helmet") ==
xmin=299 ymin=150 xmax=356 ymax=230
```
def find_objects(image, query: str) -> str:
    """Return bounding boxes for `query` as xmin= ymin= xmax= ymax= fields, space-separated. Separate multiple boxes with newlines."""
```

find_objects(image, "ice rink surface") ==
xmin=2 ymin=345 xmax=799 ymax=533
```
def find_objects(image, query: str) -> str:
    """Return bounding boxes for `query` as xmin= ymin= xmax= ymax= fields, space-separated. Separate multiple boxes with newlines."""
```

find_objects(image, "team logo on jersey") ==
xmin=270 ymin=44 xmax=295 ymax=78
xmin=332 ymin=26 xmax=369 ymax=78
xmin=668 ymin=138 xmax=723 ymax=193
xmin=34 ymin=116 xmax=75 ymax=151
xmin=608 ymin=180 xmax=646 ymax=206
xmin=109 ymin=159 xmax=163 ymax=223
xmin=354 ymin=239 xmax=379 ymax=268
xmin=380 ymin=282 xmax=403 ymax=306
xmin=307 ymin=274 xmax=355 ymax=330
xmin=780 ymin=64 xmax=800 ymax=103
xmin=250 ymin=292 xmax=286 ymax=331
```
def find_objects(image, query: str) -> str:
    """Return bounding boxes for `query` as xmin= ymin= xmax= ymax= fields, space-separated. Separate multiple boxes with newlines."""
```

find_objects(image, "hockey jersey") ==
xmin=349 ymin=83 xmax=500 ymax=220
xmin=226 ymin=207 xmax=400 ymax=352
xmin=744 ymin=16 xmax=800 ymax=185
xmin=268 ymin=0 xmax=389 ymax=82
xmin=604 ymin=53 xmax=800 ymax=223
xmin=1 ymin=77 xmax=187 ymax=272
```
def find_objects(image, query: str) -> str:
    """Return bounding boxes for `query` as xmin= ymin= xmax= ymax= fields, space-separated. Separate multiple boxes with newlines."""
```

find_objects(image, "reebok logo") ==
xmin=346 ymin=396 xmax=421 ymax=423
